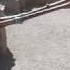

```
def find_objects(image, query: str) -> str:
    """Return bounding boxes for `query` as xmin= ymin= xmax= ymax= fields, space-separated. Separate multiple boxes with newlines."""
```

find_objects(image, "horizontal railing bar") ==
xmin=0 ymin=0 xmax=70 ymax=24
xmin=0 ymin=0 xmax=66 ymax=20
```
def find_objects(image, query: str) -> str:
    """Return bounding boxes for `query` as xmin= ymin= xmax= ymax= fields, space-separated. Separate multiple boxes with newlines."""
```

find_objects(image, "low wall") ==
xmin=5 ymin=9 xmax=70 ymax=70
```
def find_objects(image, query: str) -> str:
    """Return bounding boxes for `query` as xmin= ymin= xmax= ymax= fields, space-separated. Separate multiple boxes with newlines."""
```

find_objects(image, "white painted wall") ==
xmin=6 ymin=9 xmax=70 ymax=70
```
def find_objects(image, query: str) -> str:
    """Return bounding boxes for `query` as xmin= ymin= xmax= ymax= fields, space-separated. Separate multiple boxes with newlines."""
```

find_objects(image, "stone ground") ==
xmin=5 ymin=8 xmax=70 ymax=70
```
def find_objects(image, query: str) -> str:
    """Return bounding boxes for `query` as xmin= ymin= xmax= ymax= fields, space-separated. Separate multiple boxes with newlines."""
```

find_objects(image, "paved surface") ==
xmin=5 ymin=8 xmax=70 ymax=70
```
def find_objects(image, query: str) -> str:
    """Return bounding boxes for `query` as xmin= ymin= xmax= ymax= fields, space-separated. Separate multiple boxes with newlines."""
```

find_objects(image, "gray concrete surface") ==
xmin=5 ymin=8 xmax=70 ymax=70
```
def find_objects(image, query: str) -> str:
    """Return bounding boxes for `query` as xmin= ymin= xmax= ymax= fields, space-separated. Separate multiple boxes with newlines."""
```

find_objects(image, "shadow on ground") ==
xmin=0 ymin=28 xmax=15 ymax=70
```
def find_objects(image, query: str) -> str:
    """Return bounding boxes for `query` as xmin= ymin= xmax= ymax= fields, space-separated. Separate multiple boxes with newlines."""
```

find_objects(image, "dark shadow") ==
xmin=0 ymin=27 xmax=15 ymax=70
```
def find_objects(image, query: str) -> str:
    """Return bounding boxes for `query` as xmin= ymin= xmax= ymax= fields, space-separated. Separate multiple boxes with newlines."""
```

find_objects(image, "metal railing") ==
xmin=0 ymin=0 xmax=70 ymax=26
